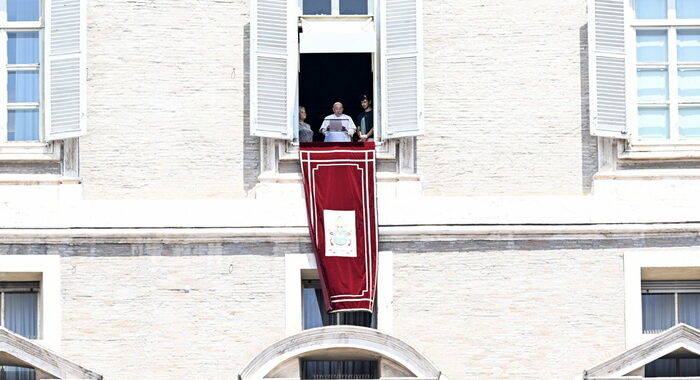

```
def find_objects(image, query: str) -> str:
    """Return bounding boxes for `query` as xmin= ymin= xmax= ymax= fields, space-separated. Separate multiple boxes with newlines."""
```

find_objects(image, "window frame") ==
xmin=624 ymin=250 xmax=700 ymax=348
xmin=298 ymin=0 xmax=375 ymax=16
xmin=293 ymin=51 xmax=379 ymax=143
xmin=249 ymin=0 xmax=424 ymax=148
xmin=0 ymin=281 xmax=40 ymax=339
xmin=285 ymin=252 xmax=393 ymax=336
xmin=0 ymin=255 xmax=60 ymax=350
xmin=625 ymin=0 xmax=700 ymax=147
xmin=295 ymin=0 xmax=379 ymax=143
xmin=0 ymin=0 xmax=87 ymax=162
xmin=300 ymin=359 xmax=380 ymax=380
xmin=0 ymin=1 xmax=44 ymax=144
xmin=641 ymin=280 xmax=700 ymax=334
xmin=301 ymin=278 xmax=377 ymax=329
xmin=0 ymin=0 xmax=56 ymax=160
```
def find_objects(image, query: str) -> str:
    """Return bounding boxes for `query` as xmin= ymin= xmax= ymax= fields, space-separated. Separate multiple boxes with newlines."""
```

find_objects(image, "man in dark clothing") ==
xmin=356 ymin=94 xmax=374 ymax=142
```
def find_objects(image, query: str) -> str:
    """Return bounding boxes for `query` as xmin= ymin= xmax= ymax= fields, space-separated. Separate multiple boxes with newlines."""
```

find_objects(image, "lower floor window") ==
xmin=301 ymin=360 xmax=378 ymax=379
xmin=646 ymin=357 xmax=700 ymax=377
xmin=0 ymin=366 xmax=36 ymax=380
xmin=0 ymin=282 xmax=39 ymax=339
xmin=302 ymin=279 xmax=376 ymax=329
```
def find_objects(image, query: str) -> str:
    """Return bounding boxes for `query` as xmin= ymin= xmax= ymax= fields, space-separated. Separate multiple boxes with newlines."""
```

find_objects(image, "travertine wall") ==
xmin=80 ymin=0 xmax=593 ymax=199
xmin=54 ymin=246 xmax=626 ymax=380
xmin=60 ymin=254 xmax=285 ymax=379
xmin=81 ymin=0 xmax=250 ymax=199
xmin=420 ymin=0 xmax=592 ymax=196
xmin=392 ymin=249 xmax=626 ymax=380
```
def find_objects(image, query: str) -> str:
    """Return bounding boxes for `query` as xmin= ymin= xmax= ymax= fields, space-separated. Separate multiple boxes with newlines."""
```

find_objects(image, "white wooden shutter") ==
xmin=589 ymin=0 xmax=628 ymax=138
xmin=250 ymin=0 xmax=297 ymax=140
xmin=45 ymin=0 xmax=86 ymax=141
xmin=379 ymin=0 xmax=423 ymax=139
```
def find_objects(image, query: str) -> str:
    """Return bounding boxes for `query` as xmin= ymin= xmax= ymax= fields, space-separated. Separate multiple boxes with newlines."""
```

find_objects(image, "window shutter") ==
xmin=45 ymin=0 xmax=87 ymax=141
xmin=379 ymin=0 xmax=423 ymax=139
xmin=589 ymin=0 xmax=628 ymax=138
xmin=250 ymin=0 xmax=297 ymax=140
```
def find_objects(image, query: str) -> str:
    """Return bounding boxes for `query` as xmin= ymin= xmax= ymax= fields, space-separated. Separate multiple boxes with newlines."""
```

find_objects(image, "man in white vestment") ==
xmin=320 ymin=102 xmax=356 ymax=142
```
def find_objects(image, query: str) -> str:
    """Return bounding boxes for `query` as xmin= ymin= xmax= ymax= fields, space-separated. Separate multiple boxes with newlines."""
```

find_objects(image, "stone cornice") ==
xmin=1 ymin=223 xmax=699 ymax=244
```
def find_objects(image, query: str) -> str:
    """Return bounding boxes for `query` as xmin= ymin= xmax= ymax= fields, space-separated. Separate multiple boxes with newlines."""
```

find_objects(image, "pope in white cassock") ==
xmin=320 ymin=102 xmax=357 ymax=142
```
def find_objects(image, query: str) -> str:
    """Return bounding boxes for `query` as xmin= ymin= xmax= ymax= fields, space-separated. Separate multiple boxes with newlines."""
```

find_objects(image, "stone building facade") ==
xmin=1 ymin=0 xmax=700 ymax=379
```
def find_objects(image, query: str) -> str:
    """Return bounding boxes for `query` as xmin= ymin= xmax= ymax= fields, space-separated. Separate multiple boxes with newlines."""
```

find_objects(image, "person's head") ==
xmin=359 ymin=94 xmax=372 ymax=111
xmin=332 ymin=102 xmax=343 ymax=116
xmin=299 ymin=106 xmax=307 ymax=121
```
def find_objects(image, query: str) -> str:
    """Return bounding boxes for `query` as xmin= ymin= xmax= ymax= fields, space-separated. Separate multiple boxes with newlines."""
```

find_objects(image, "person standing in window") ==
xmin=298 ymin=106 xmax=314 ymax=143
xmin=320 ymin=102 xmax=356 ymax=142
xmin=355 ymin=94 xmax=374 ymax=142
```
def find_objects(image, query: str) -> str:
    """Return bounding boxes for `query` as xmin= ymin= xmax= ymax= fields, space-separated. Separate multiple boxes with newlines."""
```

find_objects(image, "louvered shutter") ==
xmin=643 ymin=281 xmax=700 ymax=293
xmin=45 ymin=0 xmax=86 ymax=141
xmin=250 ymin=0 xmax=297 ymax=140
xmin=379 ymin=0 xmax=423 ymax=139
xmin=589 ymin=0 xmax=628 ymax=138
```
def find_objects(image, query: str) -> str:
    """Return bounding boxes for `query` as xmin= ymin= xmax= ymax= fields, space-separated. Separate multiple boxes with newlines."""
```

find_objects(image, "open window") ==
xmin=297 ymin=53 xmax=375 ymax=142
xmin=0 ymin=0 xmax=86 ymax=158
xmin=250 ymin=0 xmax=423 ymax=145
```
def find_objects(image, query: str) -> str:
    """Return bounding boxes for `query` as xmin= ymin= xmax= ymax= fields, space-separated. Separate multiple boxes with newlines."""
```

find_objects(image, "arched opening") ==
xmin=240 ymin=326 xmax=445 ymax=380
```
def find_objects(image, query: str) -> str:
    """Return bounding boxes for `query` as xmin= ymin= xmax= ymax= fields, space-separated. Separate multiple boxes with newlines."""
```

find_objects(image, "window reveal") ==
xmin=0 ymin=282 xmax=39 ymax=339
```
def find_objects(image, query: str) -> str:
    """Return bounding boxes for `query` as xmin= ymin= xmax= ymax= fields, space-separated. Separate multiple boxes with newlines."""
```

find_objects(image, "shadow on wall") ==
xmin=243 ymin=23 xmax=260 ymax=194
xmin=580 ymin=23 xmax=597 ymax=193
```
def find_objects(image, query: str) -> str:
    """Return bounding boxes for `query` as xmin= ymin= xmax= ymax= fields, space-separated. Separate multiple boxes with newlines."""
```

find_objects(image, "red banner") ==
xmin=300 ymin=142 xmax=378 ymax=313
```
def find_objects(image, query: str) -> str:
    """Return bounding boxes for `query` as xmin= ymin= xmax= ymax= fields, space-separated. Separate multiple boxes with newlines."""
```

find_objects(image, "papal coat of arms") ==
xmin=323 ymin=210 xmax=357 ymax=257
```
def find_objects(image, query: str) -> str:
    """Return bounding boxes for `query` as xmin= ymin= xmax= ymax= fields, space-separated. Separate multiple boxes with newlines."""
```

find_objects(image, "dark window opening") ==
xmin=298 ymin=53 xmax=374 ymax=142
xmin=302 ymin=360 xmax=378 ymax=379
xmin=339 ymin=0 xmax=368 ymax=14
xmin=646 ymin=357 xmax=700 ymax=377
xmin=302 ymin=279 xmax=376 ymax=329
xmin=303 ymin=0 xmax=331 ymax=15
xmin=0 ymin=282 xmax=39 ymax=339
xmin=0 ymin=366 xmax=36 ymax=380
xmin=302 ymin=0 xmax=369 ymax=15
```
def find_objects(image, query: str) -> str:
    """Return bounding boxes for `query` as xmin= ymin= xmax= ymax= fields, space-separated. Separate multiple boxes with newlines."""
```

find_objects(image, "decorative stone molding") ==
xmin=239 ymin=326 xmax=443 ymax=380
xmin=2 ymin=223 xmax=700 ymax=245
xmin=582 ymin=324 xmax=700 ymax=379
xmin=0 ymin=327 xmax=101 ymax=379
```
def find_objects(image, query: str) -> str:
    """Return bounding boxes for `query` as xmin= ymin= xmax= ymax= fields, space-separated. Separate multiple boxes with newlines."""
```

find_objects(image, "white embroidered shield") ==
xmin=323 ymin=210 xmax=357 ymax=257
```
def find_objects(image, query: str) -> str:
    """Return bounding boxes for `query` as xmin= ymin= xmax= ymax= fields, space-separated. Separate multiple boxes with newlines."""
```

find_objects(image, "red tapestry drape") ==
xmin=300 ymin=142 xmax=378 ymax=313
